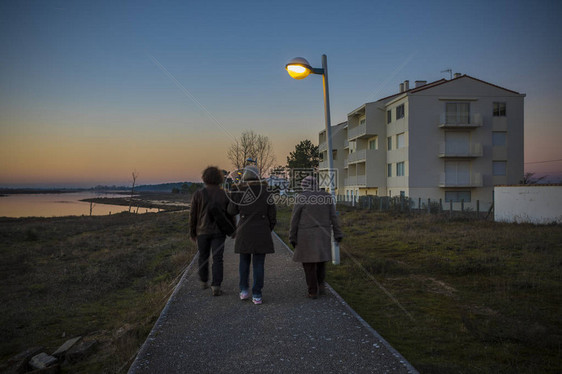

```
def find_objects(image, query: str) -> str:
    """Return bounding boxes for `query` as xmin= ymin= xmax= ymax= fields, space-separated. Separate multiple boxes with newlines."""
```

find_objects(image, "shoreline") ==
xmin=81 ymin=192 xmax=191 ymax=212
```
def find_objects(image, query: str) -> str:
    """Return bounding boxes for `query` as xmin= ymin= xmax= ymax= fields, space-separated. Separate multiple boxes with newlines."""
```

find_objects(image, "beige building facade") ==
xmin=318 ymin=75 xmax=526 ymax=209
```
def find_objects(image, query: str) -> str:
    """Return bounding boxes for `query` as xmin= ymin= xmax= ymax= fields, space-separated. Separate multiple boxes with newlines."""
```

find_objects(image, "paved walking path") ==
xmin=129 ymin=234 xmax=418 ymax=374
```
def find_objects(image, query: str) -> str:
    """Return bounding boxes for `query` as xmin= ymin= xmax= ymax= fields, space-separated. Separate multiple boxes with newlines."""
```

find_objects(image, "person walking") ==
xmin=189 ymin=166 xmax=234 ymax=296
xmin=289 ymin=176 xmax=343 ymax=299
xmin=228 ymin=165 xmax=276 ymax=305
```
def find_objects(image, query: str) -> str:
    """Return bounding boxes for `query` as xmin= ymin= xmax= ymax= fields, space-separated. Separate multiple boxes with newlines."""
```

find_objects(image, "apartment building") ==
xmin=318 ymin=74 xmax=525 ymax=209
xmin=318 ymin=121 xmax=347 ymax=192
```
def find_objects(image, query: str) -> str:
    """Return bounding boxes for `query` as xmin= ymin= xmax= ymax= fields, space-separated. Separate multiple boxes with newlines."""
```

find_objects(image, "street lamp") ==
xmin=285 ymin=54 xmax=340 ymax=265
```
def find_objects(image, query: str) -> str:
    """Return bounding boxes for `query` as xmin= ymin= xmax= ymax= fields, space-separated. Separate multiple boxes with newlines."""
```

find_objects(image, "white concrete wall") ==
xmin=494 ymin=186 xmax=562 ymax=224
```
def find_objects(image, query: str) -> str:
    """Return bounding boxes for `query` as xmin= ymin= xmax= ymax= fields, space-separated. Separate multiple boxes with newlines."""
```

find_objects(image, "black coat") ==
xmin=228 ymin=181 xmax=276 ymax=254
xmin=189 ymin=185 xmax=233 ymax=238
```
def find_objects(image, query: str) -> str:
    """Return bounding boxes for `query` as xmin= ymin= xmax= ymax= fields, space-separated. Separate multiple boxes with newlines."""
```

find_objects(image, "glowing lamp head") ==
xmin=285 ymin=57 xmax=312 ymax=80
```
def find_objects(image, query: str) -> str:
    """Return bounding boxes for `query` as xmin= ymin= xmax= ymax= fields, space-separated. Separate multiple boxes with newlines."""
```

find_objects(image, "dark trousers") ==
xmin=197 ymin=234 xmax=226 ymax=287
xmin=239 ymin=253 xmax=266 ymax=297
xmin=302 ymin=262 xmax=326 ymax=295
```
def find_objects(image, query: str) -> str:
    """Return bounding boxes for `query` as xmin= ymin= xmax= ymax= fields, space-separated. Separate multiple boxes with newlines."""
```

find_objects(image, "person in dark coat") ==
xmin=228 ymin=166 xmax=276 ymax=305
xmin=289 ymin=176 xmax=343 ymax=298
xmin=189 ymin=166 xmax=234 ymax=296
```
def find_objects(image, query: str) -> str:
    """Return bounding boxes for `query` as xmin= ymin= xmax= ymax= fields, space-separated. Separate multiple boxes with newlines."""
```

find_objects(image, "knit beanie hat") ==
xmin=300 ymin=175 xmax=317 ymax=191
xmin=242 ymin=165 xmax=260 ymax=181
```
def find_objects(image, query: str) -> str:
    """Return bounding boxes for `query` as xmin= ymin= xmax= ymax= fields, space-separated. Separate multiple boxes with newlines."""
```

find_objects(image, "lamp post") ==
xmin=285 ymin=54 xmax=340 ymax=265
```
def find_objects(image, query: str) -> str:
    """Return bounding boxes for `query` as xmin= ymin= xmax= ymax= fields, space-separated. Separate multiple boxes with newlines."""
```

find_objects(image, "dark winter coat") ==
xmin=189 ymin=185 xmax=234 ymax=239
xmin=289 ymin=190 xmax=343 ymax=263
xmin=227 ymin=181 xmax=276 ymax=254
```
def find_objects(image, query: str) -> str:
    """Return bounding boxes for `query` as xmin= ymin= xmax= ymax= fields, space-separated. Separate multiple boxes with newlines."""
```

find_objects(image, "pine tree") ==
xmin=286 ymin=140 xmax=319 ymax=169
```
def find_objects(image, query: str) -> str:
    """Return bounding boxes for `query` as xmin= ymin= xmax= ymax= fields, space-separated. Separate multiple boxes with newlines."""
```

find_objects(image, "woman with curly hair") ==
xmin=189 ymin=166 xmax=234 ymax=296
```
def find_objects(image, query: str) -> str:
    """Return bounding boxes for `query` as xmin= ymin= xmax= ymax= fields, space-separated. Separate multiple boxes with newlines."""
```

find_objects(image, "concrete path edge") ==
xmin=129 ymin=232 xmax=419 ymax=374
xmin=272 ymin=232 xmax=418 ymax=374
xmin=128 ymin=252 xmax=200 ymax=373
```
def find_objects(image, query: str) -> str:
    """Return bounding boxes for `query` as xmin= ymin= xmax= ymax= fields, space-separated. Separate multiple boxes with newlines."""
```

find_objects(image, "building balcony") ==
xmin=348 ymin=122 xmax=368 ymax=140
xmin=438 ymin=113 xmax=482 ymax=128
xmin=319 ymin=142 xmax=327 ymax=152
xmin=347 ymin=149 xmax=367 ymax=164
xmin=344 ymin=138 xmax=349 ymax=149
xmin=344 ymin=158 xmax=348 ymax=168
xmin=345 ymin=175 xmax=366 ymax=186
xmin=438 ymin=143 xmax=483 ymax=158
xmin=319 ymin=160 xmax=329 ymax=169
xmin=439 ymin=172 xmax=483 ymax=187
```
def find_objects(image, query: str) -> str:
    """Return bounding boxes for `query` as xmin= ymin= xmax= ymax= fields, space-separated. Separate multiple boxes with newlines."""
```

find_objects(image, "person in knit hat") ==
xmin=289 ymin=175 xmax=343 ymax=298
xmin=228 ymin=165 xmax=276 ymax=305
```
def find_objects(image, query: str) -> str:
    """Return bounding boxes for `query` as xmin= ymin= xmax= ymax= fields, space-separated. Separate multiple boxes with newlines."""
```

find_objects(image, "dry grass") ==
xmin=0 ymin=211 xmax=196 ymax=373
xmin=275 ymin=205 xmax=562 ymax=374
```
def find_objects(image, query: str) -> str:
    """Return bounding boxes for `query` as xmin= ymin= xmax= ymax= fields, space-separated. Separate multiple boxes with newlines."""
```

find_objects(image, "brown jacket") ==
xmin=189 ymin=185 xmax=233 ymax=238
xmin=227 ymin=181 xmax=276 ymax=254
xmin=289 ymin=190 xmax=343 ymax=263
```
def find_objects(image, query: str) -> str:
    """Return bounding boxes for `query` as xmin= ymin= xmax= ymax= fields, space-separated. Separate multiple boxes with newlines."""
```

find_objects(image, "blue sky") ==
xmin=1 ymin=0 xmax=561 ymax=186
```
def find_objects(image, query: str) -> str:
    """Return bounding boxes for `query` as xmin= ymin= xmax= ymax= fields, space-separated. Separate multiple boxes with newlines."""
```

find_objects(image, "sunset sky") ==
xmin=1 ymin=0 xmax=561 ymax=187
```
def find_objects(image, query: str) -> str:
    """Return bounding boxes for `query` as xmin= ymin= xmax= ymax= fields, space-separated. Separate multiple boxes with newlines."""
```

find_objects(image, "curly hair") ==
xmin=201 ymin=166 xmax=224 ymax=185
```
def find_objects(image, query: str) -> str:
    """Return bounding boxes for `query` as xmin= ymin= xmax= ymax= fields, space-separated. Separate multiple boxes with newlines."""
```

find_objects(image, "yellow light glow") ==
xmin=286 ymin=64 xmax=311 ymax=80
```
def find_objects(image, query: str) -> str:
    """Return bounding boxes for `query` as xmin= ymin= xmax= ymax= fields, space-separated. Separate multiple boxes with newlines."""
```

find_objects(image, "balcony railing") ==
xmin=439 ymin=172 xmax=482 ymax=187
xmin=318 ymin=160 xmax=329 ymax=169
xmin=348 ymin=123 xmax=367 ymax=139
xmin=344 ymin=175 xmax=367 ymax=186
xmin=438 ymin=143 xmax=483 ymax=158
xmin=344 ymin=138 xmax=349 ymax=148
xmin=319 ymin=142 xmax=327 ymax=152
xmin=347 ymin=149 xmax=367 ymax=164
xmin=438 ymin=113 xmax=482 ymax=128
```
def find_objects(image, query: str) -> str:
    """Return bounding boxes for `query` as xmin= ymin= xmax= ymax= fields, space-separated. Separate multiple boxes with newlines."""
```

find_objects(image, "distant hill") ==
xmin=135 ymin=182 xmax=194 ymax=192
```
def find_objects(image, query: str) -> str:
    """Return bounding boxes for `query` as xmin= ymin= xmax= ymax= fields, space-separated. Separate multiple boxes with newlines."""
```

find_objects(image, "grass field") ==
xmin=2 ymin=203 xmax=561 ymax=373
xmin=275 ymin=205 xmax=562 ymax=373
xmin=0 ymin=211 xmax=195 ymax=372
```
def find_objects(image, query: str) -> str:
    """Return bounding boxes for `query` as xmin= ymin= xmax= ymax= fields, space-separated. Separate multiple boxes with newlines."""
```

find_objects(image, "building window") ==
xmin=387 ymin=137 xmax=392 ymax=150
xmin=493 ymin=161 xmax=507 ymax=176
xmin=492 ymin=132 xmax=507 ymax=146
xmin=332 ymin=150 xmax=337 ymax=161
xmin=396 ymin=161 xmax=405 ymax=176
xmin=446 ymin=102 xmax=470 ymax=124
xmin=445 ymin=160 xmax=470 ymax=185
xmin=396 ymin=104 xmax=405 ymax=120
xmin=387 ymin=163 xmax=392 ymax=177
xmin=387 ymin=110 xmax=391 ymax=124
xmin=397 ymin=133 xmax=405 ymax=148
xmin=493 ymin=102 xmax=506 ymax=117
xmin=369 ymin=137 xmax=378 ymax=150
xmin=445 ymin=131 xmax=470 ymax=155
xmin=445 ymin=191 xmax=471 ymax=203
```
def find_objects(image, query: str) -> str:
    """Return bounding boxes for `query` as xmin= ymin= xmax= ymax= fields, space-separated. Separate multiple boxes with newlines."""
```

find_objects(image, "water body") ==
xmin=0 ymin=191 xmax=159 ymax=218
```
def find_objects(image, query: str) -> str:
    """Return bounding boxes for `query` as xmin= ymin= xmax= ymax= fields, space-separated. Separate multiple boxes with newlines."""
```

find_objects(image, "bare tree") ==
xmin=227 ymin=130 xmax=275 ymax=176
xmin=227 ymin=131 xmax=257 ymax=171
xmin=129 ymin=170 xmax=138 ymax=213
xmin=519 ymin=172 xmax=547 ymax=185
xmin=254 ymin=134 xmax=275 ymax=176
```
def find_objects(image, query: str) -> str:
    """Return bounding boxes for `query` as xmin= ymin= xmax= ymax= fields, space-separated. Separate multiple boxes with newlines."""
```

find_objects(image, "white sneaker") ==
xmin=239 ymin=290 xmax=250 ymax=300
